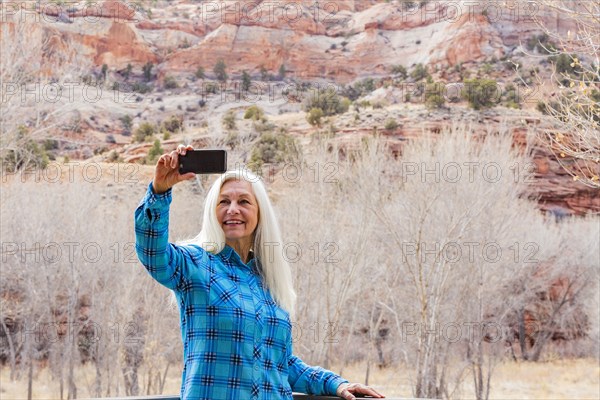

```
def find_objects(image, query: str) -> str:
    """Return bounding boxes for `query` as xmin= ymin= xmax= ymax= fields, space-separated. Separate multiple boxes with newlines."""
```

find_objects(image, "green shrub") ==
xmin=162 ymin=115 xmax=182 ymax=133
xmin=462 ymin=78 xmax=500 ymax=110
xmin=242 ymin=70 xmax=251 ymax=91
xmin=214 ymin=59 xmax=228 ymax=82
xmin=306 ymin=107 xmax=324 ymax=126
xmin=163 ymin=75 xmax=178 ymax=89
xmin=244 ymin=105 xmax=265 ymax=121
xmin=550 ymin=53 xmax=581 ymax=77
xmin=248 ymin=131 xmax=300 ymax=169
xmin=391 ymin=65 xmax=408 ymax=78
xmin=410 ymin=63 xmax=430 ymax=81
xmin=142 ymin=62 xmax=153 ymax=82
xmin=302 ymin=88 xmax=350 ymax=116
xmin=479 ymin=63 xmax=493 ymax=76
xmin=341 ymin=97 xmax=352 ymax=112
xmin=384 ymin=118 xmax=399 ymax=130
xmin=253 ymin=120 xmax=276 ymax=134
xmin=260 ymin=65 xmax=269 ymax=81
xmin=536 ymin=100 xmax=548 ymax=114
xmin=43 ymin=139 xmax=59 ymax=151
xmin=278 ymin=65 xmax=286 ymax=80
xmin=222 ymin=110 xmax=236 ymax=130
xmin=205 ymin=82 xmax=219 ymax=94
xmin=355 ymin=78 xmax=376 ymax=94
xmin=526 ymin=34 xmax=556 ymax=54
xmin=132 ymin=82 xmax=152 ymax=93
xmin=146 ymin=139 xmax=163 ymax=164
xmin=536 ymin=100 xmax=561 ymax=116
xmin=124 ymin=63 xmax=132 ymax=80
xmin=505 ymin=101 xmax=520 ymax=109
xmin=503 ymin=83 xmax=521 ymax=109
xmin=134 ymin=122 xmax=156 ymax=142
xmin=195 ymin=66 xmax=205 ymax=79
xmin=119 ymin=114 xmax=133 ymax=132
xmin=225 ymin=131 xmax=241 ymax=149
xmin=257 ymin=118 xmax=275 ymax=129
xmin=424 ymin=83 xmax=446 ymax=109
xmin=107 ymin=150 xmax=122 ymax=162
xmin=356 ymin=100 xmax=371 ymax=109
xmin=1 ymin=126 xmax=50 ymax=172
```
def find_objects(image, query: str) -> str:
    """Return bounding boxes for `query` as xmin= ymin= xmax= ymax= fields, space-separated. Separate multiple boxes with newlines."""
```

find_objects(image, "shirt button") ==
xmin=254 ymin=365 xmax=260 ymax=371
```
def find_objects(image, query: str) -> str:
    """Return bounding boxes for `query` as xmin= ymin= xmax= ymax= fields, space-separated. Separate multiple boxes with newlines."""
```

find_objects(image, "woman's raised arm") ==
xmin=134 ymin=145 xmax=199 ymax=290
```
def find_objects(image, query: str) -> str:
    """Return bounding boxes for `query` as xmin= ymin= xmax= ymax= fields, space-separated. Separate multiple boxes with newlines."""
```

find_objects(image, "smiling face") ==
xmin=216 ymin=179 xmax=259 ymax=247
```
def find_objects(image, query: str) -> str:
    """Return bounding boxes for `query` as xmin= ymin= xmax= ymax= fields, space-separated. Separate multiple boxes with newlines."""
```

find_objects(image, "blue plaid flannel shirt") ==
xmin=134 ymin=182 xmax=348 ymax=400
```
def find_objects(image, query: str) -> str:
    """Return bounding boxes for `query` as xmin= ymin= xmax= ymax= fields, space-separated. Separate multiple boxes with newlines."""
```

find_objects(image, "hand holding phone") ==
xmin=178 ymin=149 xmax=227 ymax=174
xmin=152 ymin=144 xmax=196 ymax=194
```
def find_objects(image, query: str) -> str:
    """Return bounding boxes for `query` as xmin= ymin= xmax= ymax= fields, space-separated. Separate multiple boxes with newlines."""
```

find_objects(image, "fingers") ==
xmin=338 ymin=387 xmax=356 ymax=400
xmin=177 ymin=144 xmax=194 ymax=155
xmin=162 ymin=144 xmax=193 ymax=169
xmin=171 ymin=144 xmax=194 ymax=169
xmin=158 ymin=153 xmax=172 ymax=168
xmin=157 ymin=145 xmax=194 ymax=170
xmin=360 ymin=387 xmax=385 ymax=398
xmin=168 ymin=149 xmax=179 ymax=169
xmin=180 ymin=172 xmax=196 ymax=181
xmin=355 ymin=384 xmax=385 ymax=398
xmin=341 ymin=383 xmax=386 ymax=399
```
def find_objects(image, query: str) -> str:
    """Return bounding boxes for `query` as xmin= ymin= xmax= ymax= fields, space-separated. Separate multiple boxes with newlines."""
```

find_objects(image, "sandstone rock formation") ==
xmin=25 ymin=0 xmax=573 ymax=81
xmin=5 ymin=0 xmax=596 ymax=215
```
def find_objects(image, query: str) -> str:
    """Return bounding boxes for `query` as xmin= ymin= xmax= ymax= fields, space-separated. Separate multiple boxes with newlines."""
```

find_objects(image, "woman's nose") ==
xmin=226 ymin=202 xmax=239 ymax=214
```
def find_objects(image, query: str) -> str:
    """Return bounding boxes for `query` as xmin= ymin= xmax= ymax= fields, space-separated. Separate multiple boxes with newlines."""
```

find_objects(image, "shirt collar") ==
xmin=221 ymin=244 xmax=259 ymax=273
xmin=221 ymin=244 xmax=234 ymax=260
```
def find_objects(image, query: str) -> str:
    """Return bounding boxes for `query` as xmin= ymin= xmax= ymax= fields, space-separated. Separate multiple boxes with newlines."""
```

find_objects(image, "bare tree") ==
xmin=1 ymin=128 xmax=597 ymax=400
xmin=0 ymin=170 xmax=161 ymax=398
xmin=273 ymin=138 xmax=376 ymax=370
xmin=0 ymin=12 xmax=90 ymax=171
xmin=270 ymin=124 xmax=598 ymax=399
xmin=499 ymin=214 xmax=599 ymax=362
xmin=529 ymin=0 xmax=600 ymax=188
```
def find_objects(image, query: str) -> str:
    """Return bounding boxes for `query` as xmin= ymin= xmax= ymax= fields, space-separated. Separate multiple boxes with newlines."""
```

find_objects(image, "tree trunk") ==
xmin=159 ymin=362 xmax=171 ymax=394
xmin=27 ymin=356 xmax=33 ymax=400
xmin=0 ymin=317 xmax=17 ymax=380
xmin=518 ymin=309 xmax=529 ymax=360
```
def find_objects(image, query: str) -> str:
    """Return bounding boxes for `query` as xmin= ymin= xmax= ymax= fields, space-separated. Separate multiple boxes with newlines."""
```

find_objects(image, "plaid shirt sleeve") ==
xmin=134 ymin=181 xmax=208 ymax=291
xmin=287 ymin=342 xmax=348 ymax=395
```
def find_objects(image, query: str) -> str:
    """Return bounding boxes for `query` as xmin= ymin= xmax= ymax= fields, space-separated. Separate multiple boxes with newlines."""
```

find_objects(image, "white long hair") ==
xmin=177 ymin=167 xmax=297 ymax=318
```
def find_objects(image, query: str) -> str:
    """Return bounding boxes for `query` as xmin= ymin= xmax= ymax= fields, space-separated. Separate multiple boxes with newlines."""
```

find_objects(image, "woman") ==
xmin=135 ymin=144 xmax=385 ymax=400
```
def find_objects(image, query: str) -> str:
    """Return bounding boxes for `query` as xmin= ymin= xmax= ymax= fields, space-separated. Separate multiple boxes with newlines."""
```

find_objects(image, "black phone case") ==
xmin=179 ymin=150 xmax=227 ymax=174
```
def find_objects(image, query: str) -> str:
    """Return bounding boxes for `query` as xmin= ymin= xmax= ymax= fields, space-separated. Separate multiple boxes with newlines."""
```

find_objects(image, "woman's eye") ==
xmin=240 ymin=199 xmax=249 ymax=204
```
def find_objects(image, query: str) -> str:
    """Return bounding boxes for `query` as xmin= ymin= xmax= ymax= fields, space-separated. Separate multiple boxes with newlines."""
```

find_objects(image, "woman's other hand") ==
xmin=152 ymin=144 xmax=196 ymax=194
xmin=336 ymin=382 xmax=386 ymax=399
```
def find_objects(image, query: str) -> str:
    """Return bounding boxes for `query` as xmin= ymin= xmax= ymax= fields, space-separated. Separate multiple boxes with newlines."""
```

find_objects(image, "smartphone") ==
xmin=179 ymin=149 xmax=227 ymax=174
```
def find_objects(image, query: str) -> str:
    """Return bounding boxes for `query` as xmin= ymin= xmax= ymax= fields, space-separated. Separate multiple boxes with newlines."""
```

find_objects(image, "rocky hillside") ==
xmin=4 ymin=0 xmax=598 ymax=215
xmin=30 ymin=0 xmax=575 ymax=81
